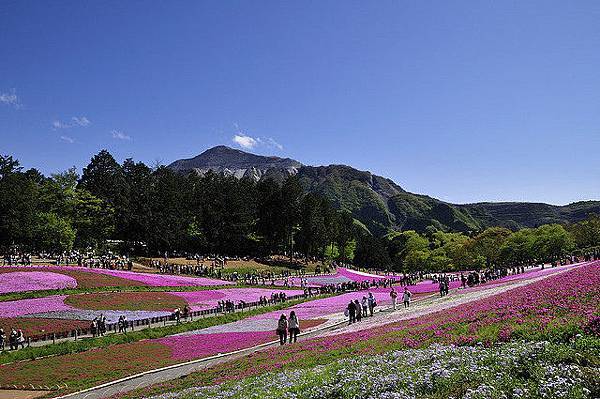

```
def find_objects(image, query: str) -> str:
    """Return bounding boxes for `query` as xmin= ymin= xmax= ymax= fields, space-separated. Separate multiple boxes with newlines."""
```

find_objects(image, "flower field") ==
xmin=0 ymin=262 xmax=597 ymax=397
xmin=147 ymin=341 xmax=597 ymax=399
xmin=90 ymin=269 xmax=232 ymax=287
xmin=0 ymin=340 xmax=174 ymax=389
xmin=0 ymin=295 xmax=331 ymax=391
xmin=0 ymin=267 xmax=145 ymax=291
xmin=0 ymin=295 xmax=73 ymax=318
xmin=130 ymin=261 xmax=599 ymax=397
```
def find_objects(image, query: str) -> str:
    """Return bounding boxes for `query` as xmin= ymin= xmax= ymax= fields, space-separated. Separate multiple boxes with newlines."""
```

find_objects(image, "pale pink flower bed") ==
xmin=0 ymin=295 xmax=72 ymax=318
xmin=0 ymin=271 xmax=77 ymax=294
xmin=171 ymin=288 xmax=304 ymax=311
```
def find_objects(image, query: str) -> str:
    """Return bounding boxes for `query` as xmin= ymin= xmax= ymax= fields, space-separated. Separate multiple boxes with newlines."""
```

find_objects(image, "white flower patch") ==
xmin=148 ymin=341 xmax=593 ymax=399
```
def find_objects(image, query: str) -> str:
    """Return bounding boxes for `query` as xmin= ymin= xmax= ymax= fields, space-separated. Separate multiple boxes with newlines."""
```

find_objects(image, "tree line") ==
xmin=0 ymin=151 xmax=357 ymax=260
xmin=355 ymin=223 xmax=592 ymax=273
xmin=1 ymin=150 xmax=598 ymax=272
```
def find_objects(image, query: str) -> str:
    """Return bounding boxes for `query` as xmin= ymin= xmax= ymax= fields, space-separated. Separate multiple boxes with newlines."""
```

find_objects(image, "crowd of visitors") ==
xmin=2 ymin=252 xmax=32 ymax=266
xmin=1 ymin=249 xmax=135 ymax=270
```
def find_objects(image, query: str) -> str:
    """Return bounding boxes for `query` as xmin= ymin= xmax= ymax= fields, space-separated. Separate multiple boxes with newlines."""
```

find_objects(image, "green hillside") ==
xmin=296 ymin=164 xmax=600 ymax=234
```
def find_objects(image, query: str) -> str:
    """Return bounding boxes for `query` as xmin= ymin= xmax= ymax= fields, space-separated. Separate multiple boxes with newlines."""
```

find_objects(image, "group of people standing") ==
xmin=90 ymin=315 xmax=107 ymax=337
xmin=346 ymin=292 xmax=378 ymax=324
xmin=0 ymin=328 xmax=26 ymax=350
xmin=276 ymin=311 xmax=301 ymax=345
xmin=117 ymin=315 xmax=129 ymax=333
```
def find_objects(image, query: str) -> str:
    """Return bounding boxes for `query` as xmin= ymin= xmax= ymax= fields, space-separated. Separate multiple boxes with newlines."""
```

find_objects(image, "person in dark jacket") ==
xmin=276 ymin=314 xmax=288 ymax=345
xmin=347 ymin=301 xmax=356 ymax=324
xmin=288 ymin=311 xmax=300 ymax=343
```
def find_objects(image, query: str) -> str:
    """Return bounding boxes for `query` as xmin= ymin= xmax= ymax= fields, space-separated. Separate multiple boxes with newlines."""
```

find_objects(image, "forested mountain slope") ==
xmin=169 ymin=146 xmax=600 ymax=234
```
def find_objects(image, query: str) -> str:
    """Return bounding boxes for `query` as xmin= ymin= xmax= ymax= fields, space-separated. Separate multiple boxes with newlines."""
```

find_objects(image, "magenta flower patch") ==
xmin=158 ymin=331 xmax=274 ymax=361
xmin=90 ymin=269 xmax=233 ymax=287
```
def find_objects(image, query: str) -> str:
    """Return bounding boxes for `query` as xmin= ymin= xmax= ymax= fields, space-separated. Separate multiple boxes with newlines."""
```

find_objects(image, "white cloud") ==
xmin=72 ymin=116 xmax=90 ymax=126
xmin=111 ymin=130 xmax=131 ymax=141
xmin=0 ymin=89 xmax=21 ymax=108
xmin=60 ymin=135 xmax=75 ymax=144
xmin=53 ymin=120 xmax=68 ymax=129
xmin=52 ymin=116 xmax=91 ymax=129
xmin=232 ymin=134 xmax=258 ymax=149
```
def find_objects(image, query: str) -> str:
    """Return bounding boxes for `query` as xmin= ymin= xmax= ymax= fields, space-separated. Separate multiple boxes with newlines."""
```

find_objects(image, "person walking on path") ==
xmin=16 ymin=329 xmax=25 ymax=349
xmin=354 ymin=299 xmax=362 ymax=322
xmin=347 ymin=301 xmax=356 ymax=324
xmin=118 ymin=315 xmax=125 ymax=333
xmin=390 ymin=288 xmax=398 ymax=310
xmin=9 ymin=328 xmax=17 ymax=350
xmin=277 ymin=314 xmax=288 ymax=345
xmin=403 ymin=287 xmax=412 ymax=308
xmin=367 ymin=292 xmax=376 ymax=316
xmin=361 ymin=296 xmax=368 ymax=317
xmin=288 ymin=311 xmax=300 ymax=343
xmin=91 ymin=318 xmax=97 ymax=337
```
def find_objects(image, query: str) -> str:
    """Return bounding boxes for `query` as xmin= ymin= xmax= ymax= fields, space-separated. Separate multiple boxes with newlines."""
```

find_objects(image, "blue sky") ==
xmin=1 ymin=1 xmax=599 ymax=205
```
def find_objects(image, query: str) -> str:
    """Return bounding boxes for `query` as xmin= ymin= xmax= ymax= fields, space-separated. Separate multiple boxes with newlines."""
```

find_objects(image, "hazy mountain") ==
xmin=168 ymin=146 xmax=600 ymax=235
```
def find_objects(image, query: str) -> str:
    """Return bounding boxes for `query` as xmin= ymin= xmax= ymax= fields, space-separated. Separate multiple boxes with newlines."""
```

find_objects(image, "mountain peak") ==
xmin=167 ymin=145 xmax=302 ymax=181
